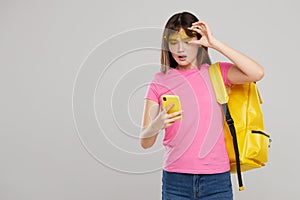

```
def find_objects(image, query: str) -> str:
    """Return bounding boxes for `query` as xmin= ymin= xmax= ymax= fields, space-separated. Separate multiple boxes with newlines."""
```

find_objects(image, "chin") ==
xmin=176 ymin=61 xmax=191 ymax=66
xmin=176 ymin=58 xmax=198 ymax=67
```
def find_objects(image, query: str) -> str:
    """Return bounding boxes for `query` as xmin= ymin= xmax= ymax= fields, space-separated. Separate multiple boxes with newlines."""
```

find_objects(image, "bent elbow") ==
xmin=254 ymin=68 xmax=265 ymax=82
xmin=140 ymin=139 xmax=152 ymax=149
xmin=141 ymin=143 xmax=150 ymax=149
xmin=258 ymin=68 xmax=265 ymax=81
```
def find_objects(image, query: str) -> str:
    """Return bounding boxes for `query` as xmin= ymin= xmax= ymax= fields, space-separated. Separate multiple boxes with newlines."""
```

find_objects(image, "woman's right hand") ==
xmin=151 ymin=104 xmax=183 ymax=132
xmin=140 ymin=100 xmax=183 ymax=149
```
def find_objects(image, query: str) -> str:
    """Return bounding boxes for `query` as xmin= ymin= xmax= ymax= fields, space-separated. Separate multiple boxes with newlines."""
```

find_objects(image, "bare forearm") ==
xmin=211 ymin=39 xmax=264 ymax=79
xmin=140 ymin=124 xmax=160 ymax=149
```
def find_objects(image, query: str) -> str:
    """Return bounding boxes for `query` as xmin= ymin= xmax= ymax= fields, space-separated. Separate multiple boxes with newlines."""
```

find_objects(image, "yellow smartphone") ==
xmin=161 ymin=94 xmax=182 ymax=120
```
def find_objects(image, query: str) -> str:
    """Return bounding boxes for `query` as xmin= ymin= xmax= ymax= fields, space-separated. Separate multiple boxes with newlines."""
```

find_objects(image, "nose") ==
xmin=177 ymin=41 xmax=184 ymax=53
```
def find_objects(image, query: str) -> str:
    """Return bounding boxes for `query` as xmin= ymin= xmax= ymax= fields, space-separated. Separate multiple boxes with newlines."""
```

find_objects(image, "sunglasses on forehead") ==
xmin=163 ymin=29 xmax=198 ymax=41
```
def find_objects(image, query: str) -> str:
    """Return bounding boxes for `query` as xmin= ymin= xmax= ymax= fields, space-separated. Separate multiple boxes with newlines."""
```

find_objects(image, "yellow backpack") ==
xmin=209 ymin=62 xmax=271 ymax=191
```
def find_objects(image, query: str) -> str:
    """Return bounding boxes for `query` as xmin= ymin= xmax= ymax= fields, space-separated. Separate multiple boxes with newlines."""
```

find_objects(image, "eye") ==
xmin=182 ymin=38 xmax=192 ymax=43
xmin=168 ymin=40 xmax=178 ymax=45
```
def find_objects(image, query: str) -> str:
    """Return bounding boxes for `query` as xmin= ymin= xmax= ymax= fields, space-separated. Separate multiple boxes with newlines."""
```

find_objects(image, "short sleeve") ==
xmin=219 ymin=62 xmax=233 ymax=87
xmin=144 ymin=80 xmax=159 ymax=104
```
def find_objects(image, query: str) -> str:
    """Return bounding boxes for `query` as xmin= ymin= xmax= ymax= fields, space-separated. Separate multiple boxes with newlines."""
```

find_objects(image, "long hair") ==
xmin=160 ymin=12 xmax=211 ymax=73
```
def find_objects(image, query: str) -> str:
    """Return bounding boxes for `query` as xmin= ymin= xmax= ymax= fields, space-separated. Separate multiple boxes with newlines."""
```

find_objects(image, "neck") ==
xmin=176 ymin=66 xmax=195 ymax=70
xmin=176 ymin=59 xmax=198 ymax=70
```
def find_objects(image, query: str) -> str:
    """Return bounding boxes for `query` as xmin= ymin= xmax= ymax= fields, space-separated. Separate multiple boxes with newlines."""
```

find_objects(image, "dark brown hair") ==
xmin=160 ymin=12 xmax=211 ymax=73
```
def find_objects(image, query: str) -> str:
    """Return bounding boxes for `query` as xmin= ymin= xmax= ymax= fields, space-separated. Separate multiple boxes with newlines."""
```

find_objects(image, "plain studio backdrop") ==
xmin=1 ymin=0 xmax=299 ymax=199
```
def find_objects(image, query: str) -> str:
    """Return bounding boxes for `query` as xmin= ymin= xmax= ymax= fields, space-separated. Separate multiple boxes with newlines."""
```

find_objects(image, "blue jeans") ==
xmin=162 ymin=170 xmax=233 ymax=200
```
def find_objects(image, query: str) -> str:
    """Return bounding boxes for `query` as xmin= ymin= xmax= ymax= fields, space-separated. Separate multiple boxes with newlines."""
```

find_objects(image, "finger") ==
xmin=166 ymin=115 xmax=182 ymax=123
xmin=193 ymin=22 xmax=209 ymax=31
xmin=165 ymin=122 xmax=174 ymax=129
xmin=200 ymin=22 xmax=211 ymax=33
xmin=192 ymin=24 xmax=205 ymax=32
xmin=189 ymin=25 xmax=201 ymax=30
xmin=188 ymin=25 xmax=196 ymax=29
xmin=189 ymin=27 xmax=203 ymax=35
xmin=192 ymin=21 xmax=205 ymax=26
xmin=192 ymin=26 xmax=202 ymax=32
xmin=173 ymin=115 xmax=183 ymax=122
xmin=200 ymin=21 xmax=209 ymax=27
xmin=192 ymin=21 xmax=202 ymax=26
xmin=164 ymin=103 xmax=174 ymax=112
xmin=173 ymin=110 xmax=183 ymax=116
xmin=167 ymin=114 xmax=183 ymax=122
xmin=200 ymin=24 xmax=207 ymax=32
xmin=168 ymin=110 xmax=183 ymax=118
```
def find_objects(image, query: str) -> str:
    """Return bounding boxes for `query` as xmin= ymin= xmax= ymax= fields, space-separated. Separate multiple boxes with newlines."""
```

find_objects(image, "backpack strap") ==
xmin=208 ymin=62 xmax=245 ymax=191
xmin=208 ymin=62 xmax=229 ymax=104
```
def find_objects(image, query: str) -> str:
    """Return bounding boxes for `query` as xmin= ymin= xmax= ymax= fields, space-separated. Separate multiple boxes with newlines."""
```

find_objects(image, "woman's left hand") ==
xmin=188 ymin=21 xmax=217 ymax=48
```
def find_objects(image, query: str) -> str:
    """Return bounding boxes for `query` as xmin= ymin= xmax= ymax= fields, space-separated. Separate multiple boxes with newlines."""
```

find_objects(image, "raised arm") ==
xmin=188 ymin=21 xmax=264 ymax=84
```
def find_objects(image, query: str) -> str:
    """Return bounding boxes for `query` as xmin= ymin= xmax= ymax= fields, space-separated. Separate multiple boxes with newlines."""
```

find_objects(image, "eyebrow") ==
xmin=168 ymin=37 xmax=192 ymax=42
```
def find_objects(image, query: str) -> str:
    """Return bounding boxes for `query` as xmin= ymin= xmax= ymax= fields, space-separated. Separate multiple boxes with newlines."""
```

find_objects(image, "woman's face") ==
xmin=167 ymin=28 xmax=199 ymax=68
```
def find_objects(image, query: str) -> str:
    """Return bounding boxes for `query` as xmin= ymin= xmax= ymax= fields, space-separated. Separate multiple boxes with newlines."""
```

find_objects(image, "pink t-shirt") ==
xmin=144 ymin=62 xmax=233 ymax=174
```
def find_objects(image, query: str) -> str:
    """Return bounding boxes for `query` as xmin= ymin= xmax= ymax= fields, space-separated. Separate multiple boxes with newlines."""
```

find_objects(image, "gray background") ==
xmin=1 ymin=0 xmax=299 ymax=199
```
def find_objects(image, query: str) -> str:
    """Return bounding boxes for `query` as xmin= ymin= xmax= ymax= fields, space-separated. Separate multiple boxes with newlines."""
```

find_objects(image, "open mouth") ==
xmin=178 ymin=55 xmax=187 ymax=61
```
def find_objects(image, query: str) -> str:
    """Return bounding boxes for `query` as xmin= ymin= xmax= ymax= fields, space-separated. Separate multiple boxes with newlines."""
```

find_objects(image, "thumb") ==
xmin=164 ymin=103 xmax=174 ymax=113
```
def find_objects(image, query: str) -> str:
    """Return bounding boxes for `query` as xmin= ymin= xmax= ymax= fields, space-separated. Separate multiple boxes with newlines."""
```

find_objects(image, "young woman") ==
xmin=140 ymin=11 xmax=264 ymax=200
